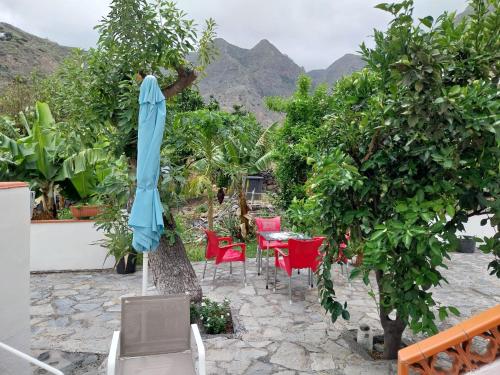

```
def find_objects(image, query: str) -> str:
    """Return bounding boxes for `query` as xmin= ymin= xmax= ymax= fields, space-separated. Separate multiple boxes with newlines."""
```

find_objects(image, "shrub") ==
xmin=191 ymin=298 xmax=232 ymax=334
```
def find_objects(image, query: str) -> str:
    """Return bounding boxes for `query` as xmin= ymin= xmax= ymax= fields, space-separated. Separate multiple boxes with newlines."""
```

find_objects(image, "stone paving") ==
xmin=30 ymin=253 xmax=500 ymax=374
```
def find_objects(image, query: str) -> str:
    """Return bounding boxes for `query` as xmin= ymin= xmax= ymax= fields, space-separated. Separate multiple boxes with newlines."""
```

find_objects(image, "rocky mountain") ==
xmin=0 ymin=22 xmax=72 ymax=89
xmin=0 ymin=23 xmax=367 ymax=124
xmin=308 ymin=53 xmax=366 ymax=87
xmin=195 ymin=39 xmax=364 ymax=123
xmin=193 ymin=38 xmax=306 ymax=123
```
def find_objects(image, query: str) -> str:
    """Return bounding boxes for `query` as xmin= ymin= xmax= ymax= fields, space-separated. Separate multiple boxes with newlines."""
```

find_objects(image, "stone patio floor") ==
xmin=30 ymin=253 xmax=500 ymax=374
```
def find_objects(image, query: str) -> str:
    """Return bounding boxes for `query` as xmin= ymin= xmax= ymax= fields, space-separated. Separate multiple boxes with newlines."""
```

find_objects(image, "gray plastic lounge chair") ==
xmin=107 ymin=295 xmax=205 ymax=375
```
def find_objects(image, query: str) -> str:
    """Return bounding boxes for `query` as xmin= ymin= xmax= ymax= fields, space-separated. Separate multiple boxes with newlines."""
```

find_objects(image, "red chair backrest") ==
xmin=288 ymin=237 xmax=325 ymax=270
xmin=204 ymin=230 xmax=220 ymax=259
xmin=255 ymin=217 xmax=281 ymax=248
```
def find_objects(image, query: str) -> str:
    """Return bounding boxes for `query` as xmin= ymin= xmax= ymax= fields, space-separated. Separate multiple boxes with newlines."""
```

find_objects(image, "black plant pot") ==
xmin=458 ymin=238 xmax=476 ymax=253
xmin=116 ymin=253 xmax=137 ymax=274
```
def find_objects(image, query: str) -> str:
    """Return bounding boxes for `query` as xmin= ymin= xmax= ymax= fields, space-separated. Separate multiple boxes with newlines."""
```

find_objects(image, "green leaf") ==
xmin=375 ymin=3 xmax=391 ymax=12
xmin=341 ymin=309 xmax=350 ymax=320
xmin=448 ymin=306 xmax=460 ymax=317
xmin=448 ymin=85 xmax=461 ymax=97
xmin=349 ymin=267 xmax=362 ymax=280
xmin=438 ymin=307 xmax=448 ymax=321
xmin=371 ymin=229 xmax=387 ymax=241
xmin=419 ymin=16 xmax=433 ymax=28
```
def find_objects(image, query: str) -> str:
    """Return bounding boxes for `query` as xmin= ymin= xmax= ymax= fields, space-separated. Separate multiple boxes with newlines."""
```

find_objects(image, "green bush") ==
xmin=276 ymin=0 xmax=500 ymax=360
xmin=191 ymin=298 xmax=231 ymax=334
xmin=266 ymin=76 xmax=334 ymax=208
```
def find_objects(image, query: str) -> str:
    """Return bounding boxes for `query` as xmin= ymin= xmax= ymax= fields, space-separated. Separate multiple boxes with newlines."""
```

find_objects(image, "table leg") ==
xmin=266 ymin=243 xmax=270 ymax=289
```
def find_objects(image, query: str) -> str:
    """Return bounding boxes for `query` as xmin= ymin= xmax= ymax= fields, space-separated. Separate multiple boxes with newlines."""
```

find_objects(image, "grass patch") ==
xmin=185 ymin=241 xmax=258 ymax=262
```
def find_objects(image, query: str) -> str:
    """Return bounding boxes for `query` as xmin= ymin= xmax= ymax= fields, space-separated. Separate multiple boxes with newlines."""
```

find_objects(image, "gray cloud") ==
xmin=1 ymin=0 xmax=468 ymax=70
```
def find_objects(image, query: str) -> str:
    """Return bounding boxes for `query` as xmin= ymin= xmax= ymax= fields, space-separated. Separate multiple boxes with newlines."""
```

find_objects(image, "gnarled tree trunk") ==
xmin=376 ymin=270 xmax=406 ymax=359
xmin=238 ymin=186 xmax=250 ymax=238
xmin=149 ymin=214 xmax=202 ymax=303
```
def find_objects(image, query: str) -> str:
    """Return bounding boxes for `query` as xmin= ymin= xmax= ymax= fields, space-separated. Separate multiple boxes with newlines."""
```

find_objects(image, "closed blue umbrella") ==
xmin=128 ymin=75 xmax=165 ymax=253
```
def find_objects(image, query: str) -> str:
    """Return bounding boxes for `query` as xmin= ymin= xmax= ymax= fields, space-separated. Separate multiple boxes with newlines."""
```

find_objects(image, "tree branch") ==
xmin=361 ymin=129 xmax=380 ymax=163
xmin=162 ymin=66 xmax=197 ymax=98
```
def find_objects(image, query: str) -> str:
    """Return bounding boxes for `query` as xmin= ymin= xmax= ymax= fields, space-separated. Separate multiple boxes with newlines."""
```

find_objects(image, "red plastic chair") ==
xmin=203 ymin=230 xmax=246 ymax=285
xmin=273 ymin=237 xmax=325 ymax=302
xmin=255 ymin=217 xmax=288 ymax=275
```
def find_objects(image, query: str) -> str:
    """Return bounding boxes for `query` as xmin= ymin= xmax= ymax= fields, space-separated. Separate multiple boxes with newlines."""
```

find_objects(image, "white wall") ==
xmin=30 ymin=220 xmax=115 ymax=272
xmin=459 ymin=214 xmax=497 ymax=239
xmin=0 ymin=183 xmax=31 ymax=375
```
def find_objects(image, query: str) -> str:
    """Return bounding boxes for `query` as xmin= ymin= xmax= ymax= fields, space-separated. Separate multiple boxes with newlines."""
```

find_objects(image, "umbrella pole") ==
xmin=142 ymin=252 xmax=149 ymax=295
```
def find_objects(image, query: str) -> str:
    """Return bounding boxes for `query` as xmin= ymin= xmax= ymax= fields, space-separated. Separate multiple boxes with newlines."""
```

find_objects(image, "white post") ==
xmin=142 ymin=252 xmax=149 ymax=296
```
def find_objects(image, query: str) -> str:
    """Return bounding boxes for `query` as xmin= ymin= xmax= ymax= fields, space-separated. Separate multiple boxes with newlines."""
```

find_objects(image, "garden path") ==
xmin=30 ymin=253 xmax=500 ymax=374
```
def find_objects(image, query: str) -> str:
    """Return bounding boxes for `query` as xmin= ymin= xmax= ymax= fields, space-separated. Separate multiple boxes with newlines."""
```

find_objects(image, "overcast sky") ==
xmin=1 ymin=0 xmax=468 ymax=70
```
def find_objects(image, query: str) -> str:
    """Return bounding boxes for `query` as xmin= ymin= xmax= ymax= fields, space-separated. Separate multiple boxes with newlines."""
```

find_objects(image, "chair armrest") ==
xmin=217 ymin=236 xmax=233 ymax=244
xmin=274 ymin=247 xmax=288 ymax=266
xmin=274 ymin=248 xmax=288 ymax=258
xmin=220 ymin=242 xmax=246 ymax=257
xmin=107 ymin=331 xmax=120 ymax=375
xmin=272 ymin=241 xmax=288 ymax=249
xmin=0 ymin=341 xmax=64 ymax=375
xmin=191 ymin=324 xmax=205 ymax=375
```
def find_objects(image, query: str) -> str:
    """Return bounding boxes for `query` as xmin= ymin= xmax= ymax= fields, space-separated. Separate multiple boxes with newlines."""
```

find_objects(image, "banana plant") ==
xmin=177 ymin=110 xmax=226 ymax=230
xmin=0 ymin=102 xmax=107 ymax=218
xmin=222 ymin=120 xmax=277 ymax=237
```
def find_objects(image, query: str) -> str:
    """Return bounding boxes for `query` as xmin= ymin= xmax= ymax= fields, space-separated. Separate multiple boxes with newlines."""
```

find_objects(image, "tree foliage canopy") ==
xmin=276 ymin=0 xmax=499 ymax=358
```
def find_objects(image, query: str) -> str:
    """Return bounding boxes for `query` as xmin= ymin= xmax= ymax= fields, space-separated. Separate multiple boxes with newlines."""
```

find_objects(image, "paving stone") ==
xmin=74 ymin=303 xmax=101 ymax=312
xmin=234 ymin=348 xmax=268 ymax=361
xmin=206 ymin=348 xmax=235 ymax=362
xmin=29 ymin=253 xmax=500 ymax=374
xmin=270 ymin=341 xmax=309 ymax=371
xmin=310 ymin=352 xmax=337 ymax=371
xmin=245 ymin=361 xmax=274 ymax=374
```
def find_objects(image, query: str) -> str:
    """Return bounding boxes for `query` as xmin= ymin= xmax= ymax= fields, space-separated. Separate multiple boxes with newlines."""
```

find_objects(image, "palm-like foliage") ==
xmin=174 ymin=109 xmax=277 ymax=235
xmin=176 ymin=110 xmax=225 ymax=229
xmin=222 ymin=120 xmax=277 ymax=237
xmin=0 ymin=102 xmax=106 ymax=217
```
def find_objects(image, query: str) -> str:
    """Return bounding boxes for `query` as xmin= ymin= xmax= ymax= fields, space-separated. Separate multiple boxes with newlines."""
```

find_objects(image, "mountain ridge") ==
xmin=194 ymin=38 xmax=363 ymax=123
xmin=0 ymin=22 xmax=72 ymax=89
xmin=1 ymin=23 xmax=365 ymax=123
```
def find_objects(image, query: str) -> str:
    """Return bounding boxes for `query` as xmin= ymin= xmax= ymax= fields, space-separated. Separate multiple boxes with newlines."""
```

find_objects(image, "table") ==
xmin=259 ymin=231 xmax=310 ymax=289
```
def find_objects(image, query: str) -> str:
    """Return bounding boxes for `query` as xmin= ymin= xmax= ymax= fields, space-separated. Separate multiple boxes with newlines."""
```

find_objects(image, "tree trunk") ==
xmin=207 ymin=187 xmax=214 ymax=230
xmin=376 ymin=270 xmax=406 ymax=360
xmin=41 ymin=181 xmax=58 ymax=219
xmin=238 ymin=185 xmax=250 ymax=238
xmin=149 ymin=214 xmax=202 ymax=303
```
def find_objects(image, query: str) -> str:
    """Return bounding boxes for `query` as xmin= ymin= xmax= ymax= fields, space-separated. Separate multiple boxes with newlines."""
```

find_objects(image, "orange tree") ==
xmin=285 ymin=0 xmax=499 ymax=359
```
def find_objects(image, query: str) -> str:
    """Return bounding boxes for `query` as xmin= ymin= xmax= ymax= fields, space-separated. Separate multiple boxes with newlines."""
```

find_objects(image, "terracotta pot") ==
xmin=70 ymin=205 xmax=102 ymax=219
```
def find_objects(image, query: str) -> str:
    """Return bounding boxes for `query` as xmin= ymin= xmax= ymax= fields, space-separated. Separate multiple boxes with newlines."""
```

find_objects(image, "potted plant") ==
xmin=70 ymin=197 xmax=103 ymax=219
xmin=457 ymin=235 xmax=476 ymax=253
xmin=94 ymin=206 xmax=137 ymax=274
